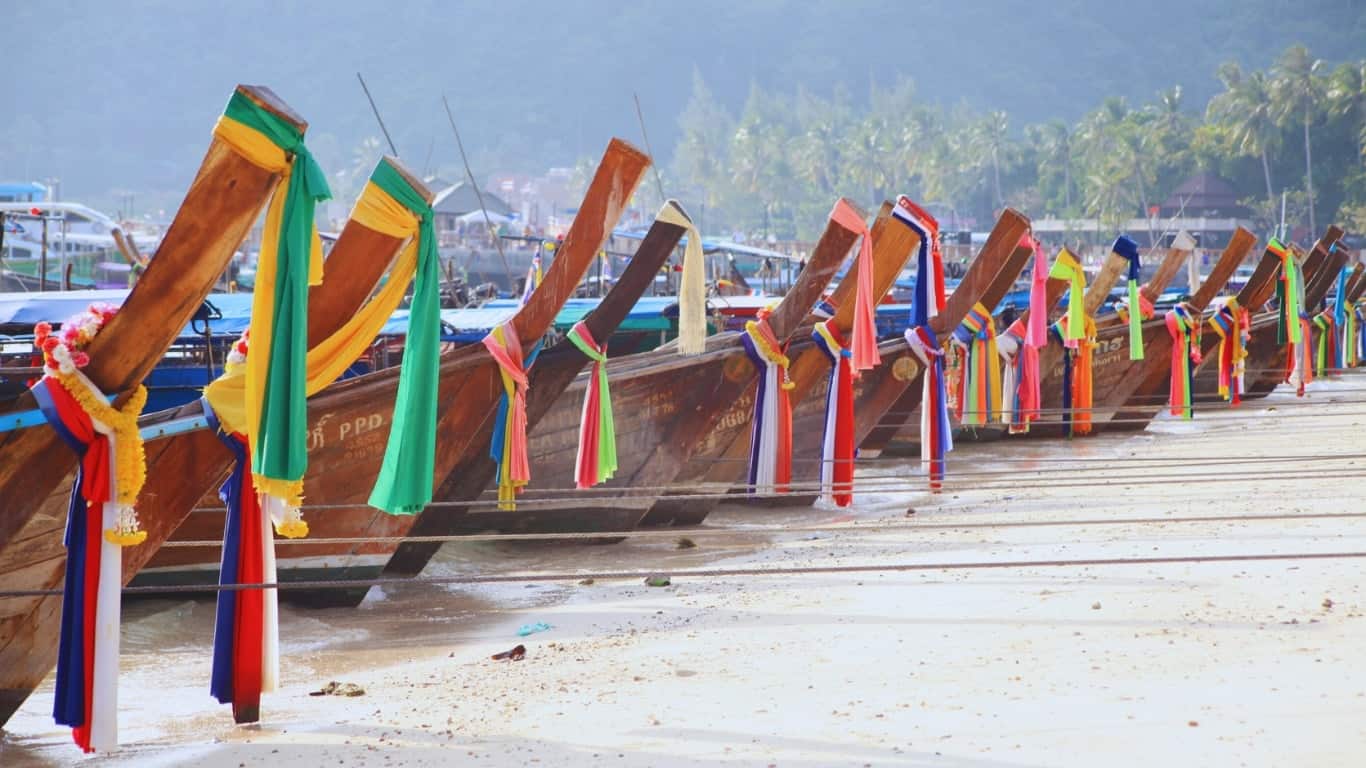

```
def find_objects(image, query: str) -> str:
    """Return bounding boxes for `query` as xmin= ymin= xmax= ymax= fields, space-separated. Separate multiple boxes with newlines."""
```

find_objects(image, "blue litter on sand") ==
xmin=516 ymin=622 xmax=552 ymax=637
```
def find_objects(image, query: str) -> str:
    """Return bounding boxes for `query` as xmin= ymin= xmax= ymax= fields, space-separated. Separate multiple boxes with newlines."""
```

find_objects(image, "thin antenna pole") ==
xmin=421 ymin=137 xmax=435 ymax=178
xmin=356 ymin=72 xmax=398 ymax=156
xmin=633 ymin=92 xmax=666 ymax=203
xmin=443 ymin=94 xmax=512 ymax=288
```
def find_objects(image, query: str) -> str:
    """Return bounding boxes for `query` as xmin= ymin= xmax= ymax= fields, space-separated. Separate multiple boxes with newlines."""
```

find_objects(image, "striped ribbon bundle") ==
xmin=1111 ymin=235 xmax=1145 ymax=360
xmin=951 ymin=302 xmax=1002 ymax=426
xmin=203 ymin=161 xmax=441 ymax=726
xmin=1051 ymin=314 xmax=1097 ymax=436
xmin=1271 ymin=239 xmax=1302 ymax=347
xmin=520 ymin=255 xmax=542 ymax=305
xmin=1313 ymin=309 xmax=1339 ymax=377
xmin=1345 ymin=300 xmax=1360 ymax=368
xmin=812 ymin=321 xmax=854 ymax=507
xmin=1006 ymin=237 xmax=1051 ymax=434
xmin=1285 ymin=313 xmax=1314 ymax=396
xmin=742 ymin=316 xmax=794 ymax=495
xmin=1165 ymin=304 xmax=1203 ymax=419
xmin=891 ymin=197 xmax=948 ymax=489
xmin=36 ymin=367 xmax=147 ymax=753
xmin=485 ymin=323 xmax=543 ymax=509
xmin=1049 ymin=248 xmax=1086 ymax=345
xmin=1207 ymin=298 xmax=1250 ymax=405
xmin=214 ymin=91 xmax=331 ymax=516
xmin=566 ymin=322 xmax=617 ymax=489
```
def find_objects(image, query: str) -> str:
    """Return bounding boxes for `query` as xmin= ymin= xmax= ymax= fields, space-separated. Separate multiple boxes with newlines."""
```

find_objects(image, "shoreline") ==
xmin=3 ymin=378 xmax=1365 ymax=766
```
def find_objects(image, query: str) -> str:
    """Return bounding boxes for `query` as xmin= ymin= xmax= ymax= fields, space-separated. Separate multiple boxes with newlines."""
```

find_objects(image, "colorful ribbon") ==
xmin=951 ymin=302 xmax=1002 ymax=426
xmin=1313 ymin=309 xmax=1338 ymax=377
xmin=812 ymin=321 xmax=854 ymax=506
xmin=1271 ymin=239 xmax=1302 ymax=347
xmin=1207 ymin=298 xmax=1249 ymax=405
xmin=741 ymin=316 xmax=794 ymax=495
xmin=656 ymin=201 xmax=707 ymax=355
xmin=1286 ymin=313 xmax=1314 ymax=396
xmin=1344 ymin=300 xmax=1359 ymax=368
xmin=484 ymin=323 xmax=541 ymax=509
xmin=829 ymin=199 xmax=880 ymax=373
xmin=36 ymin=373 xmax=147 ymax=753
xmin=520 ymin=255 xmax=542 ymax=305
xmin=1112 ymin=235 xmax=1144 ymax=360
xmin=566 ymin=321 xmax=616 ymax=488
xmin=1051 ymin=314 xmax=1097 ymax=435
xmin=1049 ymin=248 xmax=1086 ymax=345
xmin=1165 ymin=304 xmax=1202 ymax=419
xmin=906 ymin=326 xmax=951 ymax=490
xmin=206 ymin=402 xmax=276 ymax=726
xmin=893 ymin=197 xmax=948 ymax=489
xmin=214 ymin=90 xmax=331 ymax=506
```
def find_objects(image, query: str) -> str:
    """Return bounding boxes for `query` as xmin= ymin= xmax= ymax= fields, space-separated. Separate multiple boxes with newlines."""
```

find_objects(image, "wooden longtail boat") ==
xmin=1110 ymin=238 xmax=1293 ymax=427
xmin=142 ymin=138 xmax=650 ymax=606
xmin=0 ymin=85 xmax=306 ymax=726
xmin=646 ymin=208 xmax=1034 ymax=520
xmin=1197 ymin=227 xmax=1345 ymax=402
xmin=0 ymin=156 xmax=432 ymax=727
xmin=1036 ymin=228 xmax=1256 ymax=433
xmin=377 ymin=200 xmax=872 ymax=552
xmin=380 ymin=204 xmax=690 ymax=573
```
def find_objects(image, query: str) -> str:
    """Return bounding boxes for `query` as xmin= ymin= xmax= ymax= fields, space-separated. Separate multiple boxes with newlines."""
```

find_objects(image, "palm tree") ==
xmin=973 ymin=111 xmax=1011 ymax=210
xmin=1031 ymin=120 xmax=1075 ymax=213
xmin=1207 ymin=62 xmax=1279 ymax=205
xmin=1272 ymin=45 xmax=1327 ymax=236
xmin=1327 ymin=60 xmax=1366 ymax=161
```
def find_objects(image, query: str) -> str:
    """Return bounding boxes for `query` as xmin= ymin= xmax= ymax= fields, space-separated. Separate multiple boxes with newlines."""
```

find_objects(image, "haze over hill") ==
xmin=5 ymin=0 xmax=1365 ymax=216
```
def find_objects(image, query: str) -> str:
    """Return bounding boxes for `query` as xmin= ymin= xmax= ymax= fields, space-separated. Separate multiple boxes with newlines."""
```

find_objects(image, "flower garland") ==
xmin=36 ymin=306 xmax=148 ymax=544
xmin=741 ymin=314 xmax=794 ymax=495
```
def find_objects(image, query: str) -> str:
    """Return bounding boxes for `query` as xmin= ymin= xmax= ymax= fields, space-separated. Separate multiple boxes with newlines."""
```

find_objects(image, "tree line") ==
xmin=657 ymin=45 xmax=1366 ymax=244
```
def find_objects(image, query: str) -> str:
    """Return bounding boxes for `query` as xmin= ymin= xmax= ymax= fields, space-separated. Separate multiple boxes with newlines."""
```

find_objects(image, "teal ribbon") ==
xmin=368 ymin=162 xmax=440 ymax=515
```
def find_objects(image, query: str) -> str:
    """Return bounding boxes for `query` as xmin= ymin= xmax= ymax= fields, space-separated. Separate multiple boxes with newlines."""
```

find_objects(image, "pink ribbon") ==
xmin=830 ymin=199 xmax=880 ymax=374
xmin=482 ymin=323 xmax=531 ymax=484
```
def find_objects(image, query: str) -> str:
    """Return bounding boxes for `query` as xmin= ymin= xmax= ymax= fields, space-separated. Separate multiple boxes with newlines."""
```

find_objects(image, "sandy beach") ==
xmin=3 ymin=376 xmax=1366 ymax=767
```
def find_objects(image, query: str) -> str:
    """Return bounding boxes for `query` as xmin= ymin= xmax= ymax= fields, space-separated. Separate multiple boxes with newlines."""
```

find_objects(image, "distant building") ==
xmin=1159 ymin=172 xmax=1249 ymax=218
xmin=431 ymin=181 xmax=514 ymax=234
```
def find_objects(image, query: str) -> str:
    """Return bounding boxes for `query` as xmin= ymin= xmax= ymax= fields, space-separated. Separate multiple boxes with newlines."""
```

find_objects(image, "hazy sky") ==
xmin=7 ymin=0 xmax=1363 ymax=212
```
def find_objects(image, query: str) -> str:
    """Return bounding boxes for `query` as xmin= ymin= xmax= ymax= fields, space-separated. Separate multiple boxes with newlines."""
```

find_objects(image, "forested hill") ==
xmin=5 ymin=0 xmax=1364 ymax=211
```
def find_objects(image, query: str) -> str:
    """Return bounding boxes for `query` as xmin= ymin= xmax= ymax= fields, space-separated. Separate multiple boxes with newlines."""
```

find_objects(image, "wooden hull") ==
xmin=140 ymin=139 xmax=651 ymax=605
xmin=0 ymin=85 xmax=307 ymax=727
xmin=645 ymin=208 xmax=1034 ymax=525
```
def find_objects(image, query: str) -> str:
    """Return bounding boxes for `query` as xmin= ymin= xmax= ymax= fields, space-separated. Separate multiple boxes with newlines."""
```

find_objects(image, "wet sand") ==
xmin=3 ymin=377 xmax=1366 ymax=766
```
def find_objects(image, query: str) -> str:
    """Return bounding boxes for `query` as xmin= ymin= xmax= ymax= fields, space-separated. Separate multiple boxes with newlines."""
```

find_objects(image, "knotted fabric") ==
xmin=566 ymin=322 xmax=616 ymax=488
xmin=1112 ymin=235 xmax=1145 ymax=360
xmin=999 ymin=318 xmax=1031 ymax=433
xmin=951 ymin=302 xmax=1002 ymax=426
xmin=894 ymin=197 xmax=948 ymax=489
xmin=829 ymin=199 xmax=880 ymax=373
xmin=214 ymin=90 xmax=331 ymax=507
xmin=206 ymin=403 xmax=276 ymax=726
xmin=1286 ymin=313 xmax=1314 ymax=396
xmin=1008 ymin=236 xmax=1050 ymax=433
xmin=1207 ymin=298 xmax=1249 ymax=405
xmin=741 ymin=316 xmax=794 ymax=495
xmin=1165 ymin=304 xmax=1202 ymax=419
xmin=656 ymin=201 xmax=707 ymax=355
xmin=520 ymin=254 xmax=542 ymax=305
xmin=906 ymin=326 xmax=952 ymax=490
xmin=36 ymin=373 xmax=147 ymax=754
xmin=484 ymin=323 xmax=540 ymax=509
xmin=1313 ymin=309 xmax=1338 ymax=377
xmin=1344 ymin=300 xmax=1360 ymax=368
xmin=813 ymin=321 xmax=854 ymax=506
xmin=1049 ymin=248 xmax=1086 ymax=345
xmin=1271 ymin=239 xmax=1302 ymax=347
xmin=1051 ymin=314 xmax=1096 ymax=436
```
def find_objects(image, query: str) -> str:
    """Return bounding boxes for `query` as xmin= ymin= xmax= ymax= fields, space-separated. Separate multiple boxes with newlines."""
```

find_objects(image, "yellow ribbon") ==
xmin=657 ymin=201 xmax=706 ymax=355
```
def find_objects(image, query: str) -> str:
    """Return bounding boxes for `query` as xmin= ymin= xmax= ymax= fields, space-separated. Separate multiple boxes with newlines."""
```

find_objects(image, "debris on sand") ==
xmin=491 ymin=645 xmax=527 ymax=662
xmin=310 ymin=681 xmax=366 ymax=697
